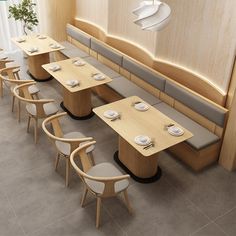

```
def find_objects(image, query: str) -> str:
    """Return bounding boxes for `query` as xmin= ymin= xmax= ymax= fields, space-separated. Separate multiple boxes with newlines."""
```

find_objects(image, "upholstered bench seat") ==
xmin=84 ymin=56 xmax=121 ymax=79
xmin=107 ymin=76 xmax=162 ymax=106
xmin=59 ymin=41 xmax=90 ymax=59
xmin=154 ymin=103 xmax=220 ymax=150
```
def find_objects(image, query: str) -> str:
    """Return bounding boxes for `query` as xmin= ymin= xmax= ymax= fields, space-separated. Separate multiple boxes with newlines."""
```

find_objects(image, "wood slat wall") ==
xmin=76 ymin=0 xmax=236 ymax=94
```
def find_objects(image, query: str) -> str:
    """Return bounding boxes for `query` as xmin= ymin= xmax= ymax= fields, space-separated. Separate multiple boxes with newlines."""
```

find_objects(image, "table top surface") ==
xmin=93 ymin=96 xmax=193 ymax=157
xmin=11 ymin=35 xmax=64 ymax=56
xmin=42 ymin=57 xmax=112 ymax=92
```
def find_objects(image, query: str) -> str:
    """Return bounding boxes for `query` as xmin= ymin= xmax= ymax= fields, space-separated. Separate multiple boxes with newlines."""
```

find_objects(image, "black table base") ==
xmin=27 ymin=70 xmax=53 ymax=82
xmin=60 ymin=102 xmax=95 ymax=120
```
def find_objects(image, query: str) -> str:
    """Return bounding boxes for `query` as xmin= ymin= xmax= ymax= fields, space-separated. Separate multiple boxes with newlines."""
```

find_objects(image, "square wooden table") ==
xmin=12 ymin=35 xmax=64 ymax=81
xmin=93 ymin=96 xmax=193 ymax=182
xmin=42 ymin=57 xmax=112 ymax=119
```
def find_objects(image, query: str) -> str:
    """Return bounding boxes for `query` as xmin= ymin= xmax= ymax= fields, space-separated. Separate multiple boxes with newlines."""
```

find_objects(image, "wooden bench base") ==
xmin=168 ymin=141 xmax=221 ymax=171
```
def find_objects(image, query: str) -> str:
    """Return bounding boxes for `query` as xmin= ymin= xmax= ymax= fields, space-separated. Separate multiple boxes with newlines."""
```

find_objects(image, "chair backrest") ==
xmin=42 ymin=112 xmax=94 ymax=152
xmin=13 ymin=82 xmax=55 ymax=118
xmin=0 ymin=59 xmax=13 ymax=70
xmin=70 ymin=142 xmax=130 ymax=197
xmin=0 ymin=66 xmax=20 ymax=80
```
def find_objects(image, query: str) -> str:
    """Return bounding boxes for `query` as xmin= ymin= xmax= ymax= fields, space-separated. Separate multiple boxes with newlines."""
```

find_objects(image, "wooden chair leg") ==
xmin=123 ymin=189 xmax=132 ymax=214
xmin=54 ymin=153 xmax=60 ymax=171
xmin=17 ymin=100 xmax=21 ymax=122
xmin=81 ymin=187 xmax=88 ymax=207
xmin=96 ymin=197 xmax=102 ymax=228
xmin=0 ymin=79 xmax=3 ymax=98
xmin=34 ymin=118 xmax=38 ymax=144
xmin=65 ymin=158 xmax=70 ymax=187
xmin=27 ymin=116 xmax=31 ymax=133
xmin=11 ymin=95 xmax=15 ymax=112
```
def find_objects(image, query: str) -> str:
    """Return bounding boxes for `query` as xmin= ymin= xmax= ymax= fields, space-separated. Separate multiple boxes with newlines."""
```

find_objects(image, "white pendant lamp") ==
xmin=132 ymin=0 xmax=171 ymax=31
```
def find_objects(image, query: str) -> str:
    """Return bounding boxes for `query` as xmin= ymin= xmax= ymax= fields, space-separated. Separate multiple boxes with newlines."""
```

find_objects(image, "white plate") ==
xmin=16 ymin=38 xmax=26 ymax=43
xmin=134 ymin=102 xmax=149 ymax=111
xmin=66 ymin=80 xmax=79 ymax=87
xmin=50 ymin=44 xmax=60 ymax=49
xmin=168 ymin=126 xmax=184 ymax=136
xmin=93 ymin=73 xmax=105 ymax=81
xmin=134 ymin=135 xmax=151 ymax=146
xmin=103 ymin=110 xmax=119 ymax=119
xmin=49 ymin=64 xmax=61 ymax=72
xmin=73 ymin=60 xmax=86 ymax=66
xmin=27 ymin=47 xmax=38 ymax=53
xmin=38 ymin=35 xmax=47 ymax=39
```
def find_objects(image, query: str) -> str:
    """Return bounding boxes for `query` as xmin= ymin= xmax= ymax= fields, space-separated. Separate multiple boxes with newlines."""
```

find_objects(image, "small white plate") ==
xmin=168 ymin=126 xmax=184 ymax=136
xmin=50 ymin=44 xmax=60 ymax=49
xmin=49 ymin=64 xmax=61 ymax=72
xmin=134 ymin=135 xmax=151 ymax=146
xmin=93 ymin=73 xmax=105 ymax=81
xmin=134 ymin=102 xmax=149 ymax=111
xmin=16 ymin=38 xmax=26 ymax=43
xmin=27 ymin=47 xmax=38 ymax=53
xmin=73 ymin=60 xmax=86 ymax=66
xmin=103 ymin=110 xmax=119 ymax=119
xmin=66 ymin=80 xmax=79 ymax=87
xmin=38 ymin=35 xmax=47 ymax=39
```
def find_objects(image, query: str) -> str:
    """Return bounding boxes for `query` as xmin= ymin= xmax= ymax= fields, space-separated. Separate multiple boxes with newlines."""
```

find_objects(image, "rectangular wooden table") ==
xmin=93 ymin=96 xmax=193 ymax=182
xmin=42 ymin=57 xmax=112 ymax=119
xmin=12 ymin=35 xmax=64 ymax=81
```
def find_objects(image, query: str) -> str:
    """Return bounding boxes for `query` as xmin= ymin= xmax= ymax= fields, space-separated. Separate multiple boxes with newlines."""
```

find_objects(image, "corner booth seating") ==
xmin=55 ymin=23 xmax=228 ymax=171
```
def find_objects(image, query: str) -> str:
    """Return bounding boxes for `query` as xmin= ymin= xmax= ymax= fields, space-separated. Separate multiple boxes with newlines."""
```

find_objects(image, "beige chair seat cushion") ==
xmin=28 ymin=85 xmax=40 ymax=95
xmin=26 ymin=103 xmax=58 ymax=117
xmin=55 ymin=132 xmax=95 ymax=156
xmin=85 ymin=163 xmax=129 ymax=194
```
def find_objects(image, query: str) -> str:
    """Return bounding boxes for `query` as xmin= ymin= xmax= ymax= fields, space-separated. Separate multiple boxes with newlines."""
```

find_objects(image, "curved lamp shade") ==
xmin=132 ymin=0 xmax=171 ymax=31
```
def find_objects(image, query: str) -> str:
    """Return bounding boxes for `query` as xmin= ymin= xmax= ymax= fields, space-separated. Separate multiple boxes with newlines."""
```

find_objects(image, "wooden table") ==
xmin=42 ymin=57 xmax=112 ymax=119
xmin=12 ymin=35 xmax=64 ymax=81
xmin=93 ymin=96 xmax=193 ymax=182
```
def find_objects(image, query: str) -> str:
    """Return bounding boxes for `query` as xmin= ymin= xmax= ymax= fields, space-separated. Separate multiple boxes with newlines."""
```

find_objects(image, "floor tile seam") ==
xmin=188 ymin=222 xmax=212 ymax=236
xmin=102 ymin=205 xmax=128 ymax=235
xmin=3 ymin=190 xmax=28 ymax=236
xmin=27 ymin=204 xmax=91 ymax=235
xmin=0 ymin=161 xmax=53 ymax=186
xmin=211 ymin=222 xmax=229 ymax=236
xmin=213 ymin=205 xmax=236 ymax=222
xmin=163 ymin=177 xmax=214 ymax=223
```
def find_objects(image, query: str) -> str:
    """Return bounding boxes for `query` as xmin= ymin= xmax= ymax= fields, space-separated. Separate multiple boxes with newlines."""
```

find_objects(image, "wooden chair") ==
xmin=42 ymin=112 xmax=95 ymax=187
xmin=13 ymin=82 xmax=58 ymax=144
xmin=0 ymin=67 xmax=40 ymax=114
xmin=70 ymin=141 xmax=132 ymax=228
xmin=0 ymin=59 xmax=14 ymax=96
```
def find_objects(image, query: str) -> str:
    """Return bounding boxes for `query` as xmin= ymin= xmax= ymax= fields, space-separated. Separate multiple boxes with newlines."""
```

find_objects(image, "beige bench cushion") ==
xmin=107 ymin=76 xmax=162 ymax=106
xmin=84 ymin=56 xmax=120 ymax=78
xmin=59 ymin=41 xmax=90 ymax=59
xmin=154 ymin=103 xmax=220 ymax=150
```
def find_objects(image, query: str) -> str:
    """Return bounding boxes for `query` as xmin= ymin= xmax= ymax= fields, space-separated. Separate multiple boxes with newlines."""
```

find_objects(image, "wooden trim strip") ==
xmin=74 ymin=18 xmax=226 ymax=106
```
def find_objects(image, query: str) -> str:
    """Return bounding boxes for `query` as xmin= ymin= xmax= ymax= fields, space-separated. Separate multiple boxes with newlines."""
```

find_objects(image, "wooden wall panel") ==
xmin=38 ymin=0 xmax=75 ymax=41
xmin=75 ymin=0 xmax=108 ymax=32
xmin=75 ymin=0 xmax=236 ymax=94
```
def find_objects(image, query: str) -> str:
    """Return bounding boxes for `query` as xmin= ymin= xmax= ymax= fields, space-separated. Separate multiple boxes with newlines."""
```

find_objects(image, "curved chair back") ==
xmin=42 ymin=112 xmax=94 ymax=152
xmin=0 ymin=59 xmax=13 ymax=70
xmin=13 ymin=82 xmax=54 ymax=118
xmin=70 ymin=142 xmax=130 ymax=197
xmin=0 ymin=66 xmax=20 ymax=80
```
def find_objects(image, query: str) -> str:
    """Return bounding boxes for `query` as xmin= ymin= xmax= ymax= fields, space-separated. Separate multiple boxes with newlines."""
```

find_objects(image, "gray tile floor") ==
xmin=0 ymin=51 xmax=235 ymax=236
